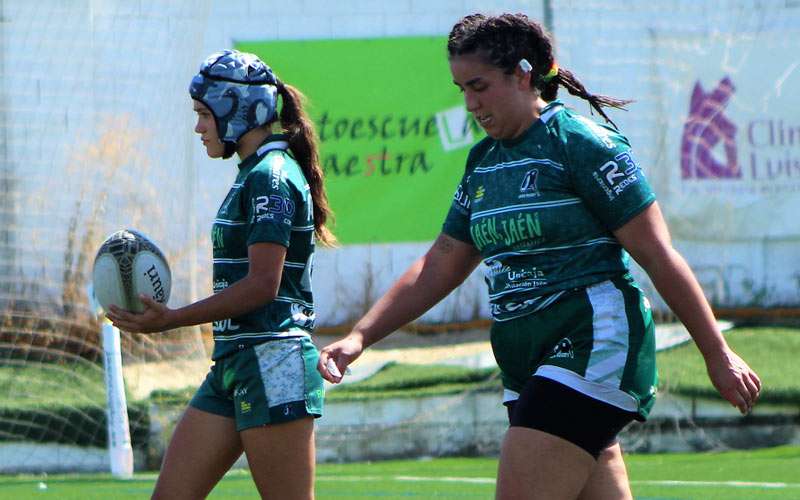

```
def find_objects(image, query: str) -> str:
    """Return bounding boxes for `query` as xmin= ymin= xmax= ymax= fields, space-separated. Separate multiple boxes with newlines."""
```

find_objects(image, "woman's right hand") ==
xmin=318 ymin=334 xmax=364 ymax=383
xmin=704 ymin=346 xmax=762 ymax=415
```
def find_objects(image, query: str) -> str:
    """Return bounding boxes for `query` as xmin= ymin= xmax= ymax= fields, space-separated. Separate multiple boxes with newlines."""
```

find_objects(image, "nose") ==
xmin=194 ymin=118 xmax=204 ymax=135
xmin=464 ymin=90 xmax=480 ymax=113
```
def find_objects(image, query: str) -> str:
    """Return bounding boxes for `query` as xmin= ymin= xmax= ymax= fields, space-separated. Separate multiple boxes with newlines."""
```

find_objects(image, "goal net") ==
xmin=0 ymin=0 xmax=211 ymax=472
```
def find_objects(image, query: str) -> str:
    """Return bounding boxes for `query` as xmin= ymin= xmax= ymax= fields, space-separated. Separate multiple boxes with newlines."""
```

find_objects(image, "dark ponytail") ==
xmin=276 ymin=83 xmax=337 ymax=247
xmin=447 ymin=13 xmax=632 ymax=128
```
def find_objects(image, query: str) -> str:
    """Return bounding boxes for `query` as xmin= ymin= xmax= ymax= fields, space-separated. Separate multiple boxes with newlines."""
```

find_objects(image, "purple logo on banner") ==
xmin=681 ymin=77 xmax=739 ymax=179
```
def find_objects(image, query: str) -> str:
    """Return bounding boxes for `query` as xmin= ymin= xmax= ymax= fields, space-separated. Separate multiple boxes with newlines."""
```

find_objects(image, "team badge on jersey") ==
xmin=519 ymin=169 xmax=541 ymax=199
xmin=549 ymin=338 xmax=575 ymax=359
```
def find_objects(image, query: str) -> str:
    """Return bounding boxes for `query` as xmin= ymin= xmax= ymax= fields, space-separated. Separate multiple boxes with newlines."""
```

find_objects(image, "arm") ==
xmin=106 ymin=242 xmax=286 ymax=333
xmin=614 ymin=202 xmax=761 ymax=414
xmin=318 ymin=233 xmax=482 ymax=382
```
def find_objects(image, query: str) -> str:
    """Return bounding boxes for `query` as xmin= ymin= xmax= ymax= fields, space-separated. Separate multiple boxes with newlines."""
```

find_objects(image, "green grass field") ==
xmin=2 ymin=327 xmax=799 ymax=407
xmin=1 ymin=446 xmax=798 ymax=499
xmin=145 ymin=326 xmax=800 ymax=404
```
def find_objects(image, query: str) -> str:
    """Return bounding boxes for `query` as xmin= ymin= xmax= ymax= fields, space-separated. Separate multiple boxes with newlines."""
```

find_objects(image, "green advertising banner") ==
xmin=236 ymin=37 xmax=481 ymax=244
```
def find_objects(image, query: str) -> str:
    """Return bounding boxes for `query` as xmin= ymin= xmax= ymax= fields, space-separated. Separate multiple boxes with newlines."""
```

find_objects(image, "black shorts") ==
xmin=504 ymin=376 xmax=637 ymax=459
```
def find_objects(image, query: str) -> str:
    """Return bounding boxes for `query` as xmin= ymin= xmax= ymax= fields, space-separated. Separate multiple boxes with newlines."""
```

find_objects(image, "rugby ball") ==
xmin=92 ymin=229 xmax=172 ymax=313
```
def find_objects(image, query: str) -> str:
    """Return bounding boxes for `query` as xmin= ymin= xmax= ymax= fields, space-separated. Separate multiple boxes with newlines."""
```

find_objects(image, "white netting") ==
xmin=0 ymin=0 xmax=211 ymax=472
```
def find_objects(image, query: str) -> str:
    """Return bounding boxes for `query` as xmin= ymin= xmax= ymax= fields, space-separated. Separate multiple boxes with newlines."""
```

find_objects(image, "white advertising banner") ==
xmin=656 ymin=29 xmax=800 ymax=241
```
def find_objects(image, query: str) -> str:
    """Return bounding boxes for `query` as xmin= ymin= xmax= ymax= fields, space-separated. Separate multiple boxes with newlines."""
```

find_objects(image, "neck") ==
xmin=236 ymin=125 xmax=274 ymax=160
xmin=508 ymin=97 xmax=549 ymax=140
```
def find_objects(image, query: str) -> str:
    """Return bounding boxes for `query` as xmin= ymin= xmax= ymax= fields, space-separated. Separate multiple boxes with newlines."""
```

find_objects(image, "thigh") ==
xmin=152 ymin=406 xmax=243 ymax=500
xmin=241 ymin=416 xmax=315 ymax=500
xmin=509 ymin=376 xmax=636 ymax=459
xmin=577 ymin=443 xmax=633 ymax=500
xmin=496 ymin=427 xmax=594 ymax=500
xmin=497 ymin=376 xmax=636 ymax=500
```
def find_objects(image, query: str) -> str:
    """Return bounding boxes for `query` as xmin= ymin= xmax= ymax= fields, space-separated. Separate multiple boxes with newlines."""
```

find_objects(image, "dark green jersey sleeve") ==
xmin=562 ymin=117 xmax=655 ymax=231
xmin=441 ymin=171 xmax=474 ymax=244
xmin=242 ymin=167 xmax=296 ymax=247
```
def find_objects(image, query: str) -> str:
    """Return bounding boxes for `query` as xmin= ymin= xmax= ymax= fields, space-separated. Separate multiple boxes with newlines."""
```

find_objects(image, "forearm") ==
xmin=350 ymin=258 xmax=457 ymax=348
xmin=643 ymin=247 xmax=728 ymax=358
xmin=351 ymin=235 xmax=481 ymax=349
xmin=170 ymin=276 xmax=276 ymax=329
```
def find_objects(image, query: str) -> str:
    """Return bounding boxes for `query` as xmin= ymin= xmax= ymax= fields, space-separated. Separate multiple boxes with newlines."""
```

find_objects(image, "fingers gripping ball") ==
xmin=92 ymin=229 xmax=172 ymax=313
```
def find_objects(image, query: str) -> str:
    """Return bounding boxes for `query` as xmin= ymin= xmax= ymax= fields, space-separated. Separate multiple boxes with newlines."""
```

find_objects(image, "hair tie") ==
xmin=541 ymin=62 xmax=559 ymax=83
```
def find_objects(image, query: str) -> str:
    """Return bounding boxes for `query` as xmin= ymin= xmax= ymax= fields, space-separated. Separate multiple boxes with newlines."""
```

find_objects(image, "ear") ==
xmin=514 ymin=65 xmax=533 ymax=91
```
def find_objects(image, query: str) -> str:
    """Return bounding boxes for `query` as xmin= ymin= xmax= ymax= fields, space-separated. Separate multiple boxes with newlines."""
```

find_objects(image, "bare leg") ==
xmin=577 ymin=443 xmax=632 ymax=500
xmin=495 ymin=427 xmax=595 ymax=500
xmin=152 ymin=406 xmax=243 ymax=500
xmin=240 ymin=416 xmax=316 ymax=500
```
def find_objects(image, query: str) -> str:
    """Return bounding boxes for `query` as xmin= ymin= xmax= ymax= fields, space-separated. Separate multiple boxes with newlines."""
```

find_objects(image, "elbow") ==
xmin=260 ymin=279 xmax=280 ymax=304
xmin=246 ymin=274 xmax=280 ymax=306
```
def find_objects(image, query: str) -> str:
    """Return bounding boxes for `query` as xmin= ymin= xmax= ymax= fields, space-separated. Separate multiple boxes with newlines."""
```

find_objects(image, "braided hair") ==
xmin=447 ymin=13 xmax=631 ymax=127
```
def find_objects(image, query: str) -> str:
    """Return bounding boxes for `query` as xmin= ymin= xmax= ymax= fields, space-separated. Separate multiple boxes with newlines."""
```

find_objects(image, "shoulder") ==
xmin=248 ymin=151 xmax=305 ymax=191
xmin=548 ymin=107 xmax=631 ymax=153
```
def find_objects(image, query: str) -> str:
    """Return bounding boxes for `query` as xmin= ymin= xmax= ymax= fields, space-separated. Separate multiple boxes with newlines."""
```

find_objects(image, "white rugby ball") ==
xmin=92 ymin=229 xmax=172 ymax=313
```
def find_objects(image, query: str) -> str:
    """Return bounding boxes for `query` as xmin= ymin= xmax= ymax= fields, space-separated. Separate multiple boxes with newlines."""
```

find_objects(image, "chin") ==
xmin=206 ymin=147 xmax=224 ymax=159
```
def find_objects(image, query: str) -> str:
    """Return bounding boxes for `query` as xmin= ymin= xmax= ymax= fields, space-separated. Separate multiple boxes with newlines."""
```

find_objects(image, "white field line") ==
xmin=315 ymin=475 xmax=800 ymax=489
xmin=631 ymin=480 xmax=800 ymax=489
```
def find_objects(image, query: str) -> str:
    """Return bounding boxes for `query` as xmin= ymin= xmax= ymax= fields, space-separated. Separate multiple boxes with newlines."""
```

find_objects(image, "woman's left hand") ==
xmin=704 ymin=347 xmax=762 ymax=415
xmin=106 ymin=295 xmax=175 ymax=333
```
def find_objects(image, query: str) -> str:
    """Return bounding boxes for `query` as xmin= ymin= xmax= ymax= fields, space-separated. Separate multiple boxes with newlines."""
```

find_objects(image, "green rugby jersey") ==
xmin=211 ymin=134 xmax=316 ymax=360
xmin=443 ymin=101 xmax=655 ymax=322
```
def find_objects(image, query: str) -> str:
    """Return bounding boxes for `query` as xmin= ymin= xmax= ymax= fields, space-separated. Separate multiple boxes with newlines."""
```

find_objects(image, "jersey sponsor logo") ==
xmin=212 ymin=225 xmax=224 ymax=250
xmin=519 ymin=169 xmax=541 ymax=199
xmin=289 ymin=302 xmax=315 ymax=329
xmin=453 ymin=182 xmax=471 ymax=210
xmin=271 ymin=157 xmax=287 ymax=189
xmin=212 ymin=278 xmax=241 ymax=332
xmin=549 ymin=338 xmax=574 ymax=359
xmin=593 ymin=151 xmax=642 ymax=200
xmin=505 ymin=268 xmax=546 ymax=290
xmin=473 ymin=185 xmax=485 ymax=204
xmin=484 ymin=260 xmax=511 ymax=288
xmin=491 ymin=296 xmax=539 ymax=315
xmin=213 ymin=278 xmax=230 ymax=292
xmin=469 ymin=212 xmax=542 ymax=250
xmin=253 ymin=194 xmax=296 ymax=223
xmin=213 ymin=318 xmax=240 ymax=333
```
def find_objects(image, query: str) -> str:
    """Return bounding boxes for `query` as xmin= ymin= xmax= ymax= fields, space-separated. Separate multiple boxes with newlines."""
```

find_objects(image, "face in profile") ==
xmin=449 ymin=52 xmax=534 ymax=141
xmin=193 ymin=100 xmax=225 ymax=158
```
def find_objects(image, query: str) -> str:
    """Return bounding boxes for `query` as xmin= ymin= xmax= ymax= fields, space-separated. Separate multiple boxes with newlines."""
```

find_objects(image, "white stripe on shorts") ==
xmin=585 ymin=280 xmax=630 ymax=388
xmin=535 ymin=365 xmax=637 ymax=411
xmin=503 ymin=388 xmax=521 ymax=404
